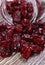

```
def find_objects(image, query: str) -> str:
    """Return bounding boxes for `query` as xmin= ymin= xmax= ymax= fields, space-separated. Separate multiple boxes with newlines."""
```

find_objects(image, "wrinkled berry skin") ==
xmin=0 ymin=41 xmax=12 ymax=58
xmin=30 ymin=45 xmax=42 ymax=54
xmin=21 ymin=43 xmax=31 ymax=59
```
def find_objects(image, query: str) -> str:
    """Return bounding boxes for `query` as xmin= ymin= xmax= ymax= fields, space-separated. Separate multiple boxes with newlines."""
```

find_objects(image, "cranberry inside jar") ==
xmin=5 ymin=0 xmax=34 ymax=24
xmin=0 ymin=0 xmax=45 ymax=59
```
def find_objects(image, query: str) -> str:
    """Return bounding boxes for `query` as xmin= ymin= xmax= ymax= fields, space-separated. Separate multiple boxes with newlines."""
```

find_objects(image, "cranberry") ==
xmin=21 ymin=19 xmax=29 ymax=26
xmin=11 ymin=41 xmax=21 ymax=52
xmin=27 ymin=23 xmax=34 ymax=33
xmin=0 ymin=32 xmax=3 ymax=41
xmin=12 ymin=10 xmax=21 ymax=23
xmin=7 ymin=29 xmax=13 ymax=37
xmin=0 ymin=46 xmax=12 ymax=58
xmin=21 ymin=2 xmax=27 ymax=11
xmin=21 ymin=43 xmax=31 ymax=59
xmin=30 ymin=45 xmax=42 ymax=54
xmin=27 ymin=3 xmax=33 ymax=13
xmin=13 ymin=34 xmax=21 ymax=42
xmin=35 ymin=28 xmax=43 ymax=35
xmin=22 ymin=34 xmax=30 ymax=41
xmin=0 ymin=23 xmax=7 ymax=32
xmin=0 ymin=41 xmax=11 ymax=48
xmin=36 ymin=21 xmax=44 ymax=28
xmin=22 ymin=10 xmax=28 ymax=18
xmin=22 ymin=34 xmax=30 ymax=39
xmin=21 ymin=2 xmax=27 ymax=18
xmin=13 ymin=6 xmax=21 ymax=11
xmin=27 ymin=12 xmax=33 ymax=20
xmin=32 ymin=35 xmax=43 ymax=44
xmin=15 ymin=24 xmax=23 ymax=33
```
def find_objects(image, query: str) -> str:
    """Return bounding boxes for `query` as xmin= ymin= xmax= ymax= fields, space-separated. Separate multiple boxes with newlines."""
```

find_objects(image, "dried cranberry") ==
xmin=27 ymin=23 xmax=34 ymax=33
xmin=32 ymin=35 xmax=43 ymax=44
xmin=35 ymin=28 xmax=43 ymax=35
xmin=0 ymin=23 xmax=7 ymax=32
xmin=15 ymin=24 xmax=23 ymax=33
xmin=7 ymin=29 xmax=13 ymax=37
xmin=13 ymin=34 xmax=21 ymax=42
xmin=22 ymin=10 xmax=28 ymax=18
xmin=0 ymin=32 xmax=3 ymax=41
xmin=12 ymin=10 xmax=21 ymax=23
xmin=0 ymin=41 xmax=10 ymax=48
xmin=21 ymin=2 xmax=27 ymax=18
xmin=30 ymin=45 xmax=42 ymax=54
xmin=21 ymin=19 xmax=29 ymax=26
xmin=10 ymin=41 xmax=21 ymax=52
xmin=21 ymin=43 xmax=31 ymax=59
xmin=22 ymin=34 xmax=30 ymax=41
xmin=0 ymin=46 xmax=12 ymax=58
xmin=13 ymin=6 xmax=21 ymax=11
xmin=27 ymin=3 xmax=33 ymax=13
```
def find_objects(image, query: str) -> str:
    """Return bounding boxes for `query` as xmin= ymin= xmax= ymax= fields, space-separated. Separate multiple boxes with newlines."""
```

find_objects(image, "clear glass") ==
xmin=1 ymin=0 xmax=38 ymax=25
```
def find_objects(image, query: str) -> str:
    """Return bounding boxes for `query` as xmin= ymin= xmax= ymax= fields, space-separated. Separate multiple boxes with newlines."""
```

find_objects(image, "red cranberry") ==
xmin=21 ymin=19 xmax=29 ymax=26
xmin=27 ymin=23 xmax=34 ymax=33
xmin=0 ymin=32 xmax=3 ymax=41
xmin=13 ymin=34 xmax=21 ymax=42
xmin=35 ymin=28 xmax=43 ymax=35
xmin=21 ymin=0 xmax=26 ymax=3
xmin=12 ymin=10 xmax=21 ymax=23
xmin=0 ymin=23 xmax=7 ymax=32
xmin=32 ymin=35 xmax=43 ymax=44
xmin=27 ymin=12 xmax=33 ymax=20
xmin=0 ymin=41 xmax=11 ymax=48
xmin=30 ymin=45 xmax=42 ymax=54
xmin=10 ymin=39 xmax=21 ymax=52
xmin=21 ymin=2 xmax=27 ymax=18
xmin=36 ymin=21 xmax=44 ymax=28
xmin=22 ymin=34 xmax=30 ymax=39
xmin=15 ymin=24 xmax=23 ymax=33
xmin=27 ymin=3 xmax=33 ymax=13
xmin=0 ymin=46 xmax=12 ymax=58
xmin=22 ymin=10 xmax=28 ymax=18
xmin=13 ymin=6 xmax=21 ymax=11
xmin=22 ymin=34 xmax=30 ymax=41
xmin=21 ymin=2 xmax=27 ymax=11
xmin=7 ymin=29 xmax=13 ymax=37
xmin=21 ymin=43 xmax=31 ymax=59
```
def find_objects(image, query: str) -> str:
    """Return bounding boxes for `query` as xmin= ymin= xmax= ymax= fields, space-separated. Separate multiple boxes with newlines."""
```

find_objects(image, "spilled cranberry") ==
xmin=21 ymin=43 xmax=31 ymax=59
xmin=30 ymin=45 xmax=42 ymax=54
xmin=0 ymin=0 xmax=45 ymax=59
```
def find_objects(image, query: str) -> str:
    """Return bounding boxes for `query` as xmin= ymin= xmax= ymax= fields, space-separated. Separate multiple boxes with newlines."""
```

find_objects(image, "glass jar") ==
xmin=1 ymin=0 xmax=38 ymax=25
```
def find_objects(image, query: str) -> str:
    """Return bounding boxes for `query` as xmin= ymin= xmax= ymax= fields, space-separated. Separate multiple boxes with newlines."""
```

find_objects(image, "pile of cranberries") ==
xmin=0 ymin=0 xmax=45 ymax=59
